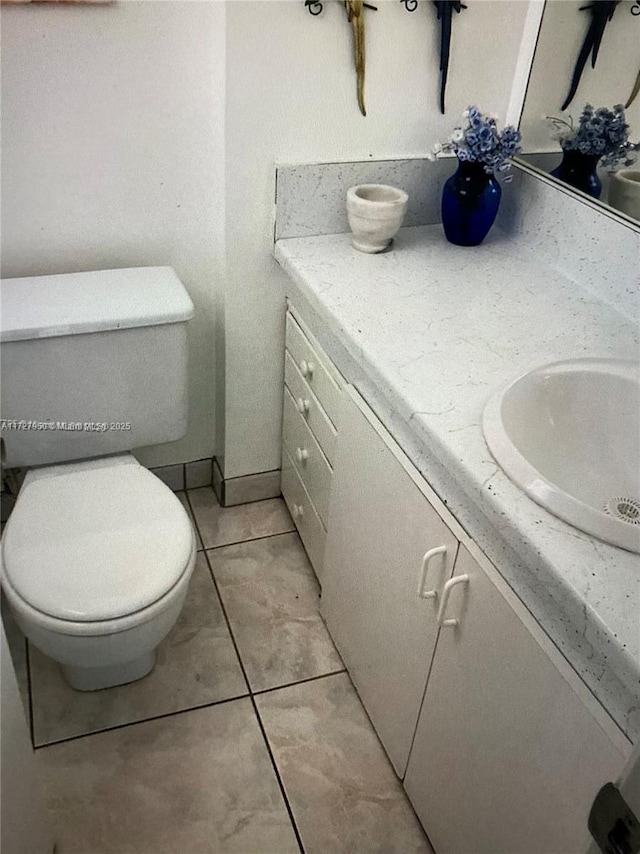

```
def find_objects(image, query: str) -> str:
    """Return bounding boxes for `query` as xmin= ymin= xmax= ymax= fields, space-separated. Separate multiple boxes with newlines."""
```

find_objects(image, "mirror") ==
xmin=518 ymin=0 xmax=640 ymax=226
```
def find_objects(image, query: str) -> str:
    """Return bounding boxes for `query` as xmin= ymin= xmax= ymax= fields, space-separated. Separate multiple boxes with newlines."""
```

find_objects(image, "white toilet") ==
xmin=0 ymin=267 xmax=197 ymax=691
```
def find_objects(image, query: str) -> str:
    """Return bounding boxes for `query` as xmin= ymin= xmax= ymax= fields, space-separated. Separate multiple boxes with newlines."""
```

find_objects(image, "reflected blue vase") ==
xmin=441 ymin=160 xmax=502 ymax=247
xmin=550 ymin=150 xmax=602 ymax=199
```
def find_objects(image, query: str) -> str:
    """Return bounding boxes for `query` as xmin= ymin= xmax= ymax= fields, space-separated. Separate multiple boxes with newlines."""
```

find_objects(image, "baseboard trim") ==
xmin=213 ymin=460 xmax=282 ymax=507
xmin=150 ymin=457 xmax=213 ymax=492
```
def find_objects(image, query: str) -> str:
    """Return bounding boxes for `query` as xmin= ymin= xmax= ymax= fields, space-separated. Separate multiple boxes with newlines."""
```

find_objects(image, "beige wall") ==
xmin=0 ymin=1 xmax=225 ymax=468
xmin=1 ymin=0 xmax=532 ymax=478
xmin=222 ymin=0 xmax=530 ymax=478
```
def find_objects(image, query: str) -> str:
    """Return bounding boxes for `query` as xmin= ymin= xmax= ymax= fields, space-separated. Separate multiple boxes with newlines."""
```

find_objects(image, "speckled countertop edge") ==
xmin=275 ymin=224 xmax=640 ymax=743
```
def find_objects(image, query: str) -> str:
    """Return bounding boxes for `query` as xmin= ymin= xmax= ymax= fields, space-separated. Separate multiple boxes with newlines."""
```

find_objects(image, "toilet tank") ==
xmin=0 ymin=267 xmax=195 ymax=467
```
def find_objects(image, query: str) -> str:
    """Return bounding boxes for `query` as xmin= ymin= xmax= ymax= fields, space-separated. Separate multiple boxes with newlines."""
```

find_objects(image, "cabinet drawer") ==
xmin=285 ymin=313 xmax=343 ymax=428
xmin=282 ymin=386 xmax=332 ymax=526
xmin=284 ymin=351 xmax=337 ymax=466
xmin=281 ymin=448 xmax=326 ymax=581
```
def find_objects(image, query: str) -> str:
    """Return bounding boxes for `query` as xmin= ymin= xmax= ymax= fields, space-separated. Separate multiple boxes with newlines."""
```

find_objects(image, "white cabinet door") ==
xmin=321 ymin=387 xmax=460 ymax=777
xmin=404 ymin=544 xmax=631 ymax=854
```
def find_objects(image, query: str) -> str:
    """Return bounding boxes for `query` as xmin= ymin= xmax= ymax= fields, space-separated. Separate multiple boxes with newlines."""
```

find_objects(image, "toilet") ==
xmin=0 ymin=267 xmax=197 ymax=691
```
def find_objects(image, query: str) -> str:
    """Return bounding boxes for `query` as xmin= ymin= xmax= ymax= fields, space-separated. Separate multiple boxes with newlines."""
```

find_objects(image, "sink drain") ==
xmin=604 ymin=497 xmax=640 ymax=525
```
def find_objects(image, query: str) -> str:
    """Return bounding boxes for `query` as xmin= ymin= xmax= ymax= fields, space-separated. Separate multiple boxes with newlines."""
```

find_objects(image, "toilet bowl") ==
xmin=0 ymin=455 xmax=196 ymax=691
xmin=1 ymin=266 xmax=197 ymax=690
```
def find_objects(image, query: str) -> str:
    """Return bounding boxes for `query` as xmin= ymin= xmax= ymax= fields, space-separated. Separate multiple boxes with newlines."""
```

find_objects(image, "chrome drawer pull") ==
xmin=296 ymin=447 xmax=310 ymax=464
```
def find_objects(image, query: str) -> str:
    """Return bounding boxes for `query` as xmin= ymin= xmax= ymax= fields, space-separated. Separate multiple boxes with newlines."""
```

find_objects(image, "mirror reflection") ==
xmin=518 ymin=0 xmax=640 ymax=225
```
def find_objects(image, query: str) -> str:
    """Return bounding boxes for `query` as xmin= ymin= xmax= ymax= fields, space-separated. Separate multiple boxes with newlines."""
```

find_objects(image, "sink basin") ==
xmin=483 ymin=359 xmax=640 ymax=553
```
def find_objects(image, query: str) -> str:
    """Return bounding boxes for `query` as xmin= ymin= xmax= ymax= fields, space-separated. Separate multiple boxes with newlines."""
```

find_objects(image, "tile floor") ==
xmin=5 ymin=487 xmax=433 ymax=854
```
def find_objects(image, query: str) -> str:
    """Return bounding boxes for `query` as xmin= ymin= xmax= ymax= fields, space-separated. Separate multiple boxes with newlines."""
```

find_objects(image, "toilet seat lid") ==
xmin=1 ymin=457 xmax=194 ymax=622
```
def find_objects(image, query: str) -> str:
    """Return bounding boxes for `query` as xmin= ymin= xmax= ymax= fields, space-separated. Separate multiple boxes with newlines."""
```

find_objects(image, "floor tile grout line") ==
xmin=185 ymin=490 xmax=297 ymax=552
xmin=201 ymin=546 xmax=306 ymax=854
xmin=32 ymin=691 xmax=252 ymax=751
xmin=33 ymin=669 xmax=351 ymax=752
xmin=225 ymin=468 xmax=280 ymax=483
xmin=183 ymin=487 xmax=295 ymax=553
xmin=203 ymin=528 xmax=297 ymax=552
xmin=253 ymin=669 xmax=347 ymax=697
xmin=249 ymin=692 xmax=307 ymax=854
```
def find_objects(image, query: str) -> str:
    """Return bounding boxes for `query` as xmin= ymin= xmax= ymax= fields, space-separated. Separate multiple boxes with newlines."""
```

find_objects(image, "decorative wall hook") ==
xmin=304 ymin=0 xmax=376 ymax=116
xmin=345 ymin=1 xmax=367 ymax=115
xmin=305 ymin=0 xmax=324 ymax=15
xmin=400 ymin=0 xmax=466 ymax=113
xmin=305 ymin=0 xmax=377 ymax=15
xmin=561 ymin=1 xmax=621 ymax=111
xmin=433 ymin=1 xmax=467 ymax=114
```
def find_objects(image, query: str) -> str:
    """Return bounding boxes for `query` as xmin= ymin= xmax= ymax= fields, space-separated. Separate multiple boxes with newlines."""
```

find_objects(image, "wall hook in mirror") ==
xmin=400 ymin=0 xmax=418 ymax=11
xmin=561 ymin=1 xmax=621 ymax=111
xmin=626 ymin=68 xmax=640 ymax=108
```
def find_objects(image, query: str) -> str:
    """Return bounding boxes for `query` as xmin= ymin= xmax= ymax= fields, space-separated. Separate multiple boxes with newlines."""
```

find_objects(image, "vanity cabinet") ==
xmin=404 ymin=542 xmax=628 ymax=854
xmin=321 ymin=384 xmax=461 ymax=777
xmin=281 ymin=308 xmax=343 ymax=581
xmin=321 ymin=384 xmax=630 ymax=853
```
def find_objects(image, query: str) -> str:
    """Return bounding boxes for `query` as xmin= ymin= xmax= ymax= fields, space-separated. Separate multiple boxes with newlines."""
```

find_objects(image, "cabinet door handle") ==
xmin=437 ymin=574 xmax=469 ymax=627
xmin=296 ymin=397 xmax=310 ymax=416
xmin=292 ymin=503 xmax=304 ymax=519
xmin=300 ymin=360 xmax=315 ymax=379
xmin=418 ymin=545 xmax=447 ymax=599
xmin=296 ymin=447 xmax=310 ymax=464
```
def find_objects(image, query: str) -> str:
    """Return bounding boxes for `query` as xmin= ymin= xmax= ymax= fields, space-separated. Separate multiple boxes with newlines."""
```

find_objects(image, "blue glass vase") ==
xmin=441 ymin=160 xmax=502 ymax=247
xmin=550 ymin=150 xmax=602 ymax=199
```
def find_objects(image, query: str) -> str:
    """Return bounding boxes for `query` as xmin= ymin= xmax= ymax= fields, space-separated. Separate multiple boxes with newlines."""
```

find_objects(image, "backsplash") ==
xmin=275 ymin=158 xmax=452 ymax=240
xmin=275 ymin=157 xmax=640 ymax=324
xmin=501 ymin=163 xmax=640 ymax=325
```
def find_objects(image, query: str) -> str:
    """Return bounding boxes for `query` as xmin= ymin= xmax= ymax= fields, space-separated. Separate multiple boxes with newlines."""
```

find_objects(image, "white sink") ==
xmin=483 ymin=359 xmax=640 ymax=553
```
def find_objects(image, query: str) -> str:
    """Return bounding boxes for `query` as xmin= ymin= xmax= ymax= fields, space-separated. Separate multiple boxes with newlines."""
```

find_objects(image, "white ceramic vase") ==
xmin=346 ymin=184 xmax=409 ymax=253
xmin=608 ymin=169 xmax=640 ymax=222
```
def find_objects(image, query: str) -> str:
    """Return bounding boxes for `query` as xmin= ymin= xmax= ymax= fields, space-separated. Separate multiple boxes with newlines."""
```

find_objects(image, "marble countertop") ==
xmin=275 ymin=224 xmax=640 ymax=743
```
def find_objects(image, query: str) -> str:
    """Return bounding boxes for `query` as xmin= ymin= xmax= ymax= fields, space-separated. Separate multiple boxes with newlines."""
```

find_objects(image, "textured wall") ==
xmin=1 ymin=1 xmax=225 ymax=467
xmin=223 ymin=0 xmax=530 ymax=478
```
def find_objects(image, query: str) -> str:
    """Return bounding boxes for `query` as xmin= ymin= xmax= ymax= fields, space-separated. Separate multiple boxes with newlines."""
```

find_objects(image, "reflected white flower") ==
xmin=451 ymin=129 xmax=464 ymax=143
xmin=433 ymin=142 xmax=443 ymax=153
